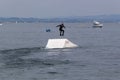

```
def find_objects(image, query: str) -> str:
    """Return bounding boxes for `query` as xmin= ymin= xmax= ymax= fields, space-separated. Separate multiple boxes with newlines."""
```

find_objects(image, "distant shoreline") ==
xmin=1 ymin=15 xmax=120 ymax=23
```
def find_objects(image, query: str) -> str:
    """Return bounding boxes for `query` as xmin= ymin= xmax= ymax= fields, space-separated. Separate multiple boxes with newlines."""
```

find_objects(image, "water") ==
xmin=0 ymin=23 xmax=120 ymax=80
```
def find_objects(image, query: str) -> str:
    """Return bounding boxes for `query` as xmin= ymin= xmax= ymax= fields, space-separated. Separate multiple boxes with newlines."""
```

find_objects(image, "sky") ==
xmin=0 ymin=0 xmax=120 ymax=18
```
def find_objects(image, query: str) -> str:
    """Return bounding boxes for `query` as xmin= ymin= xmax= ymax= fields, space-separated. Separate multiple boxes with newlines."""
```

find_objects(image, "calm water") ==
xmin=0 ymin=23 xmax=120 ymax=80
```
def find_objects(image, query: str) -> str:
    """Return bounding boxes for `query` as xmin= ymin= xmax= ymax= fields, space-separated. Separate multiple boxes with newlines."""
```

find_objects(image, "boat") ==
xmin=93 ymin=21 xmax=103 ymax=28
xmin=0 ymin=23 xmax=3 ymax=26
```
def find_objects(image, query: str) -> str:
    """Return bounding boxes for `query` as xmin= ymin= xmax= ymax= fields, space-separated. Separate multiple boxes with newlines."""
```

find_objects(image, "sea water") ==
xmin=0 ymin=23 xmax=120 ymax=80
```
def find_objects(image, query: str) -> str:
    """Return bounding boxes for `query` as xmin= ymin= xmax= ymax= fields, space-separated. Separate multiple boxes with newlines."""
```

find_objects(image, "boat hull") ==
xmin=93 ymin=25 xmax=102 ymax=28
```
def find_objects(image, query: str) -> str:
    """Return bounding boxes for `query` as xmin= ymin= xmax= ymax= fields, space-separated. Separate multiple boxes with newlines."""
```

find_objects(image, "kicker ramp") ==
xmin=46 ymin=39 xmax=78 ymax=49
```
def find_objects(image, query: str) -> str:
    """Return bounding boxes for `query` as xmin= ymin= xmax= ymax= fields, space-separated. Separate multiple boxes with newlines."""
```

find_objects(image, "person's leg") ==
xmin=60 ymin=31 xmax=62 ymax=36
xmin=62 ymin=30 xmax=64 ymax=36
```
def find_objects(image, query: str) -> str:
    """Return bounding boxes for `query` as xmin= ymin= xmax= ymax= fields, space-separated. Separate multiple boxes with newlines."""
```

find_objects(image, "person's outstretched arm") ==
xmin=56 ymin=24 xmax=60 ymax=27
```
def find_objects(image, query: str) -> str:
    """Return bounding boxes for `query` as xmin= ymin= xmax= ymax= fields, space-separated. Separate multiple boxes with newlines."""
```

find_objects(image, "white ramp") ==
xmin=46 ymin=39 xmax=78 ymax=49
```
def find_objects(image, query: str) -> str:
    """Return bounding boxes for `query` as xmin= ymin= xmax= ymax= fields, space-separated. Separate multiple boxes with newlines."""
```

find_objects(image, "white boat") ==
xmin=0 ymin=23 xmax=3 ymax=26
xmin=93 ymin=21 xmax=103 ymax=28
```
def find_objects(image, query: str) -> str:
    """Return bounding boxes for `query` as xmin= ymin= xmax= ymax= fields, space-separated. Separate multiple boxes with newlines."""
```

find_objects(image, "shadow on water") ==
xmin=0 ymin=47 xmax=72 ymax=69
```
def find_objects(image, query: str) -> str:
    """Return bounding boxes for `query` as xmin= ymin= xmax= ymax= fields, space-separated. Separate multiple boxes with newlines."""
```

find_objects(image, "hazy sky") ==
xmin=0 ymin=0 xmax=120 ymax=18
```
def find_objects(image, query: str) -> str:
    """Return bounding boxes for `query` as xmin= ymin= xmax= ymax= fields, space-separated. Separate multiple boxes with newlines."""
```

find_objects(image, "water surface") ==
xmin=0 ymin=23 xmax=120 ymax=80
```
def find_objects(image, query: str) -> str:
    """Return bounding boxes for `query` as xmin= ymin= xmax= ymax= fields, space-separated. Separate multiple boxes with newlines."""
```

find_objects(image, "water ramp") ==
xmin=46 ymin=39 xmax=78 ymax=49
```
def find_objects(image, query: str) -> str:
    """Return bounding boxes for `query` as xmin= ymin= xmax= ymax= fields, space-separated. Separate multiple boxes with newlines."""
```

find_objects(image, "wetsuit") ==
xmin=56 ymin=24 xmax=65 ymax=36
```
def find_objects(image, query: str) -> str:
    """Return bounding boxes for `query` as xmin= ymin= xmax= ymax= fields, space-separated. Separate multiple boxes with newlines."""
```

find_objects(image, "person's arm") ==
xmin=56 ymin=24 xmax=60 ymax=27
xmin=63 ymin=24 xmax=65 ymax=28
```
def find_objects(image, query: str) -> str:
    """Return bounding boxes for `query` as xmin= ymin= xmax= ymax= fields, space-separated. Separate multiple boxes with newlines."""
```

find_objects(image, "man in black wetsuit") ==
xmin=56 ymin=23 xmax=65 ymax=36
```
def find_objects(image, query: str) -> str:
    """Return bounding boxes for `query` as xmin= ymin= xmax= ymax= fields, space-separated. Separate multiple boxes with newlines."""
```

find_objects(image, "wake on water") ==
xmin=0 ymin=46 xmax=75 ymax=69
